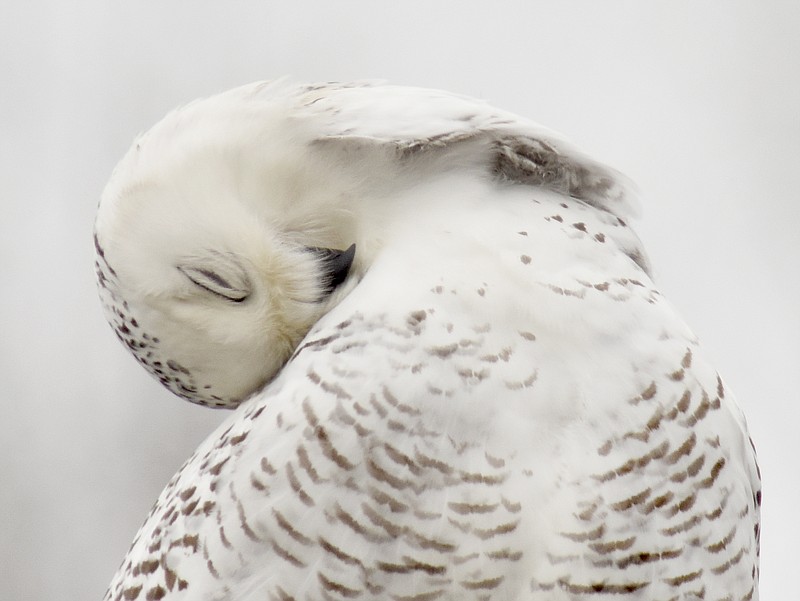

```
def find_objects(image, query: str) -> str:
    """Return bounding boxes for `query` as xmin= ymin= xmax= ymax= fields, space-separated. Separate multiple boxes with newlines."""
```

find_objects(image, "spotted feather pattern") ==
xmin=102 ymin=190 xmax=759 ymax=601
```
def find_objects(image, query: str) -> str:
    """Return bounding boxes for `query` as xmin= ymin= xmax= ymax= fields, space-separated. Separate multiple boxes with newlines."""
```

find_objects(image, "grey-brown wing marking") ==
xmin=315 ymin=129 xmax=634 ymax=222
xmin=104 ymin=302 xmax=760 ymax=601
xmin=527 ymin=352 xmax=761 ymax=600
xmin=103 ymin=309 xmax=534 ymax=601
xmin=299 ymin=83 xmax=637 ymax=223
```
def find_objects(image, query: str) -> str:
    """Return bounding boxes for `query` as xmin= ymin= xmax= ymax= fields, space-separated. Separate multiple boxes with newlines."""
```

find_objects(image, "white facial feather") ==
xmin=95 ymin=112 xmax=350 ymax=405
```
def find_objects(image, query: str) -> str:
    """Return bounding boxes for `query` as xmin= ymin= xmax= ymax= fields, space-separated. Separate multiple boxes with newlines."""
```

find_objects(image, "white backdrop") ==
xmin=1 ymin=2 xmax=797 ymax=599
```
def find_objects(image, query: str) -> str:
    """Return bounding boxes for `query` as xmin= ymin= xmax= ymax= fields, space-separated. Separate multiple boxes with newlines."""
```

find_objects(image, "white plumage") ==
xmin=94 ymin=80 xmax=760 ymax=600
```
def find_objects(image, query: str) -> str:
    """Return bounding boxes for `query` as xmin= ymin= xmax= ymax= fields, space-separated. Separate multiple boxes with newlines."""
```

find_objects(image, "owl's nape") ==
xmin=96 ymin=80 xmax=760 ymax=601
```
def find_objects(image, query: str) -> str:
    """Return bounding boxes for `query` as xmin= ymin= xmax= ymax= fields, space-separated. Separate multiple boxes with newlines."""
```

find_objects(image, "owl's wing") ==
xmin=103 ymin=182 xmax=759 ymax=601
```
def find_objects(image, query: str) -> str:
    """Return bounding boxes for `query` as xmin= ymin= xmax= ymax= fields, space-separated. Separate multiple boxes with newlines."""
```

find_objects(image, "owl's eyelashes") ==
xmin=178 ymin=252 xmax=252 ymax=302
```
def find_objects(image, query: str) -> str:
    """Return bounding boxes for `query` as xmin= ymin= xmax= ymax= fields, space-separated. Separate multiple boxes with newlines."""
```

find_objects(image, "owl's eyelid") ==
xmin=178 ymin=253 xmax=251 ymax=302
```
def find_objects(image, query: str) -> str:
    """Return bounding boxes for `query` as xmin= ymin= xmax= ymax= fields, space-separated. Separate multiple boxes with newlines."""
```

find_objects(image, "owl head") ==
xmin=94 ymin=84 xmax=359 ymax=408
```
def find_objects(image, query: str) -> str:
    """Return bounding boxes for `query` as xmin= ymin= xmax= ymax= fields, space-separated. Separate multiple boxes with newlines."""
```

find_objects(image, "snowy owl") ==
xmin=94 ymin=81 xmax=760 ymax=601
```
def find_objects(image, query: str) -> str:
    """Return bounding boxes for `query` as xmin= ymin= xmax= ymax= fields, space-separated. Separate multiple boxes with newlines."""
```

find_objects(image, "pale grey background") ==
xmin=1 ymin=2 xmax=797 ymax=599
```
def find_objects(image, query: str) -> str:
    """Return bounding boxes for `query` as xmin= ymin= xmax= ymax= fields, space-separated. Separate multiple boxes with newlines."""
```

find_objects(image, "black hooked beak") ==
xmin=307 ymin=243 xmax=356 ymax=295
